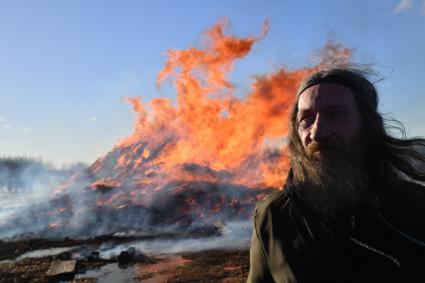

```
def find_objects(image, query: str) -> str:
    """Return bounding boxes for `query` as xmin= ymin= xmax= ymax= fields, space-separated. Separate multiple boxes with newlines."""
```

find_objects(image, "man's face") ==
xmin=293 ymin=83 xmax=369 ymax=222
xmin=296 ymin=83 xmax=364 ymax=162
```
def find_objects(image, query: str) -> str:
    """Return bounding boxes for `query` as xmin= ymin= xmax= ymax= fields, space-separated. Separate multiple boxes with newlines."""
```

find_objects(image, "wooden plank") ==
xmin=46 ymin=259 xmax=76 ymax=276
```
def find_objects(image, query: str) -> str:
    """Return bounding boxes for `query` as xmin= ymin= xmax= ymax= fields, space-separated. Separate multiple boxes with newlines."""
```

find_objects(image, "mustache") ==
xmin=306 ymin=138 xmax=347 ymax=159
xmin=307 ymin=139 xmax=337 ymax=153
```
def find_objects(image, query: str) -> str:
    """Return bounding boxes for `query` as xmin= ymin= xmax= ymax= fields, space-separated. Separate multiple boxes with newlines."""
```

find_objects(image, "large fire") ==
xmin=2 ymin=20 xmax=351 ymax=239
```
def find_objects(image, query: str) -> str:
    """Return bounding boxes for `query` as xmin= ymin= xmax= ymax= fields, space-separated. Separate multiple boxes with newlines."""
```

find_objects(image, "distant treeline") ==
xmin=0 ymin=156 xmax=87 ymax=192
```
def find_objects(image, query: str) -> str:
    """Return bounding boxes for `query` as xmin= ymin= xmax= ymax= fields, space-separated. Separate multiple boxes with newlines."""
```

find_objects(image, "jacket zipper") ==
xmin=376 ymin=211 xmax=425 ymax=248
xmin=349 ymin=237 xmax=401 ymax=267
xmin=302 ymin=215 xmax=401 ymax=267
xmin=349 ymin=210 xmax=425 ymax=268
xmin=302 ymin=209 xmax=424 ymax=268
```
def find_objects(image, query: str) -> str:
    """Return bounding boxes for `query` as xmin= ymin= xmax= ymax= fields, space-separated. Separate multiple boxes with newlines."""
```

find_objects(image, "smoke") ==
xmin=0 ymin=158 xmax=87 ymax=236
xmin=2 ymin=221 xmax=252 ymax=263
xmin=99 ymin=220 xmax=252 ymax=259
xmin=0 ymin=171 xmax=85 ymax=238
xmin=0 ymin=166 xmax=270 ymax=239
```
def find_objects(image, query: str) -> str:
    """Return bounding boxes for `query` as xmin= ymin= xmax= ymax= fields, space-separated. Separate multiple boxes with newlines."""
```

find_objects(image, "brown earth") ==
xmin=0 ymin=238 xmax=250 ymax=282
xmin=0 ymin=256 xmax=107 ymax=283
xmin=168 ymin=250 xmax=249 ymax=282
xmin=0 ymin=250 xmax=250 ymax=282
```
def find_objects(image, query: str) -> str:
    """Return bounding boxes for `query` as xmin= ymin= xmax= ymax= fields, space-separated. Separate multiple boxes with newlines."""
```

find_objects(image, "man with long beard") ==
xmin=247 ymin=66 xmax=425 ymax=282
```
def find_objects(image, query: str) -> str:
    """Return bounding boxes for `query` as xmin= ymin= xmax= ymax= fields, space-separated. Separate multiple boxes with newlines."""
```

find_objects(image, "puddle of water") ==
xmin=0 ymin=246 xmax=81 ymax=263
xmin=76 ymin=263 xmax=138 ymax=283
xmin=77 ymin=256 xmax=191 ymax=283
xmin=136 ymin=255 xmax=191 ymax=283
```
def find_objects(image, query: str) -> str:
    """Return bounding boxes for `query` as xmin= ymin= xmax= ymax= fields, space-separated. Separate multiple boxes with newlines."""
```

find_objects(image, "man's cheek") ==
xmin=300 ymin=132 xmax=309 ymax=149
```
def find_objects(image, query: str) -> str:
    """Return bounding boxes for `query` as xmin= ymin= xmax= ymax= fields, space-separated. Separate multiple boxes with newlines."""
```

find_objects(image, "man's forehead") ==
xmin=297 ymin=83 xmax=356 ymax=111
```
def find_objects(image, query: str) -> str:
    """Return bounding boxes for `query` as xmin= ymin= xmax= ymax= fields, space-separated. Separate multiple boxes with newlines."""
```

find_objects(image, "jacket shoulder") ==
xmin=250 ymin=189 xmax=299 ymax=282
xmin=254 ymin=189 xmax=290 ymax=221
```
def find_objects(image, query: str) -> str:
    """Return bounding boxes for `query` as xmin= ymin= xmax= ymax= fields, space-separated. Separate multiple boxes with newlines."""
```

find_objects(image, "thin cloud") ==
xmin=394 ymin=0 xmax=412 ymax=13
xmin=90 ymin=116 xmax=98 ymax=123
xmin=3 ymin=124 xmax=11 ymax=129
xmin=21 ymin=127 xmax=31 ymax=132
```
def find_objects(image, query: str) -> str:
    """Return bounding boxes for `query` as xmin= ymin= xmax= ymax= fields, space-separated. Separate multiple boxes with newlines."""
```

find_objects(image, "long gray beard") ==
xmin=293 ymin=156 xmax=370 ymax=225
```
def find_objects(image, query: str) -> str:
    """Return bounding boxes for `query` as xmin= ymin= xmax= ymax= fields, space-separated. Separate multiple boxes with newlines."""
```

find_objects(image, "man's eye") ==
xmin=299 ymin=115 xmax=314 ymax=127
xmin=329 ymin=111 xmax=346 ymax=119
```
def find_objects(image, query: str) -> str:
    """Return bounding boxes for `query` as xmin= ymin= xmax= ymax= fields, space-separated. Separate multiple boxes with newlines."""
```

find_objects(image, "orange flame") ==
xmin=96 ymin=20 xmax=351 ymax=191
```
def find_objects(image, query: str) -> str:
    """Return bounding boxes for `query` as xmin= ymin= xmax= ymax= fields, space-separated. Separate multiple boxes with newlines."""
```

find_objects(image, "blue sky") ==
xmin=0 ymin=0 xmax=424 ymax=166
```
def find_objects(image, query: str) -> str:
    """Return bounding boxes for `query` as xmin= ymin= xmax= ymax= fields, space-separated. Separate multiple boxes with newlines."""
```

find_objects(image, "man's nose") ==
xmin=310 ymin=115 xmax=329 ymax=141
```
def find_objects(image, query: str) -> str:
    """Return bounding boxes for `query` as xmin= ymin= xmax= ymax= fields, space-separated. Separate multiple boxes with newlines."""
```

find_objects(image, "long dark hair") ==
xmin=288 ymin=65 xmax=425 ymax=194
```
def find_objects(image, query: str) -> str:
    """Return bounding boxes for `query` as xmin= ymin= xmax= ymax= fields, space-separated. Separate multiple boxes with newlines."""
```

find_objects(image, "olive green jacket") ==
xmin=247 ymin=175 xmax=425 ymax=283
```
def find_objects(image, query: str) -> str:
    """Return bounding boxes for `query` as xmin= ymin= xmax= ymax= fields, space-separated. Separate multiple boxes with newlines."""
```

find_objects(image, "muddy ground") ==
xmin=0 ymin=237 xmax=250 ymax=282
xmin=169 ymin=250 xmax=249 ymax=282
